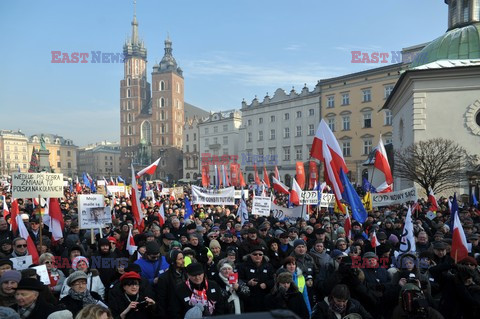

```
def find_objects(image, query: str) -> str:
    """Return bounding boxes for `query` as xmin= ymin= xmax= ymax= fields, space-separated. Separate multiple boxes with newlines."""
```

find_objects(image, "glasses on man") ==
xmin=16 ymin=244 xmax=27 ymax=248
xmin=251 ymin=253 xmax=263 ymax=257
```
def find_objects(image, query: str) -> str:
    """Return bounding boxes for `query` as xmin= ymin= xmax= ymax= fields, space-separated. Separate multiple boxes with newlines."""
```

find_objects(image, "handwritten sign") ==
xmin=12 ymin=173 xmax=64 ymax=198
xmin=191 ymin=186 xmax=235 ymax=205
xmin=271 ymin=202 xmax=305 ymax=222
xmin=78 ymin=195 xmax=112 ymax=229
xmin=300 ymin=191 xmax=318 ymax=205
xmin=252 ymin=196 xmax=271 ymax=216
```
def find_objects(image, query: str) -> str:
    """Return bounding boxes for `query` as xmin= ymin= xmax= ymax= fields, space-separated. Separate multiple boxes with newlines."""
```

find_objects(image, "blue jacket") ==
xmin=134 ymin=256 xmax=169 ymax=284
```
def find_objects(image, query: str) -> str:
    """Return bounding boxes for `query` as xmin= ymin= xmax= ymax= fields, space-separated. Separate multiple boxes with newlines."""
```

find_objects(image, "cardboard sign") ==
xmin=372 ymin=187 xmax=418 ymax=207
xmin=191 ymin=186 xmax=235 ymax=205
xmin=10 ymin=255 xmax=33 ymax=270
xmin=319 ymin=194 xmax=336 ymax=208
xmin=12 ymin=172 xmax=64 ymax=198
xmin=252 ymin=196 xmax=271 ymax=216
xmin=78 ymin=195 xmax=112 ymax=229
xmin=106 ymin=185 xmax=126 ymax=195
xmin=172 ymin=187 xmax=184 ymax=199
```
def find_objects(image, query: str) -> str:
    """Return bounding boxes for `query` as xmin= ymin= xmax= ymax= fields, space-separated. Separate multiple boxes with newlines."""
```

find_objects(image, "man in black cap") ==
xmin=134 ymin=241 xmax=169 ymax=285
xmin=170 ymin=262 xmax=226 ymax=319
xmin=219 ymin=232 xmax=236 ymax=252
xmin=12 ymin=278 xmax=56 ymax=318
xmin=432 ymin=241 xmax=453 ymax=264
xmin=159 ymin=233 xmax=176 ymax=257
xmin=469 ymin=233 xmax=480 ymax=255
xmin=238 ymin=228 xmax=267 ymax=259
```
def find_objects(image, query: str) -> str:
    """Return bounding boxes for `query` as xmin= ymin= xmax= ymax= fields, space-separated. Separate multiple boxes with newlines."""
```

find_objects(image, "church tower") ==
xmin=120 ymin=2 xmax=152 ymax=178
xmin=150 ymin=37 xmax=185 ymax=182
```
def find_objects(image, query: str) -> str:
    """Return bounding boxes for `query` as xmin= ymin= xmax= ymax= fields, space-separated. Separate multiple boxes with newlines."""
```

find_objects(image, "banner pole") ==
xmin=38 ymin=195 xmax=43 ymax=250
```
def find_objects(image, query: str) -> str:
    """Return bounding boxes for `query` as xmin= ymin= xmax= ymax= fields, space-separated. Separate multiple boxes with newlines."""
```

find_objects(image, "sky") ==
xmin=0 ymin=0 xmax=447 ymax=147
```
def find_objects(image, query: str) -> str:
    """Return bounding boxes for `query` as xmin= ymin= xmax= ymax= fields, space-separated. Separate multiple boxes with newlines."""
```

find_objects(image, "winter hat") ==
xmin=67 ymin=271 xmax=88 ymax=287
xmin=15 ymin=278 xmax=44 ymax=291
xmin=459 ymin=256 xmax=478 ymax=266
xmin=120 ymin=271 xmax=141 ymax=282
xmin=293 ymin=239 xmax=306 ymax=249
xmin=47 ymin=310 xmax=73 ymax=319
xmin=186 ymin=262 xmax=204 ymax=276
xmin=71 ymin=256 xmax=89 ymax=270
xmin=277 ymin=271 xmax=293 ymax=284
xmin=336 ymin=227 xmax=345 ymax=234
xmin=217 ymin=259 xmax=234 ymax=272
xmin=146 ymin=241 xmax=161 ymax=255
xmin=98 ymin=238 xmax=110 ymax=247
xmin=209 ymin=240 xmax=221 ymax=250
xmin=0 ymin=307 xmax=20 ymax=319
xmin=169 ymin=241 xmax=182 ymax=250
xmin=0 ymin=270 xmax=21 ymax=285
xmin=184 ymin=304 xmax=204 ymax=319
xmin=388 ymin=234 xmax=399 ymax=244
xmin=331 ymin=249 xmax=347 ymax=259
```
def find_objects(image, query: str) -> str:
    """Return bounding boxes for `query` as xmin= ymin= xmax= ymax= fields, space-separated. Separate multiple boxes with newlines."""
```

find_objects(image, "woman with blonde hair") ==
xmin=75 ymin=304 xmax=113 ymax=319
xmin=39 ymin=252 xmax=66 ymax=297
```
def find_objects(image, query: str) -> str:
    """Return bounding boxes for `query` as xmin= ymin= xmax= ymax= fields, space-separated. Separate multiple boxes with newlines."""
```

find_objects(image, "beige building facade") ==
xmin=77 ymin=142 xmax=121 ymax=179
xmin=0 ymin=130 xmax=29 ymax=175
xmin=29 ymin=134 xmax=77 ymax=178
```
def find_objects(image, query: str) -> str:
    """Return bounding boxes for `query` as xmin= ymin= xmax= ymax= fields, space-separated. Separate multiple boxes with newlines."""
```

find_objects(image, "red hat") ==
xmin=459 ymin=256 xmax=478 ymax=266
xmin=107 ymin=236 xmax=117 ymax=244
xmin=120 ymin=271 xmax=141 ymax=282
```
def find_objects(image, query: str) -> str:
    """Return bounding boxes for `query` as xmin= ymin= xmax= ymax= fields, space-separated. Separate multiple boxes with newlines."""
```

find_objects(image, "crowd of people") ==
xmin=0 ymin=184 xmax=479 ymax=319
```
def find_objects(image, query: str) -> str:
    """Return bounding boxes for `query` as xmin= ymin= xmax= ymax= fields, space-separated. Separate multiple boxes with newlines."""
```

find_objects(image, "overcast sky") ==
xmin=0 ymin=0 xmax=447 ymax=146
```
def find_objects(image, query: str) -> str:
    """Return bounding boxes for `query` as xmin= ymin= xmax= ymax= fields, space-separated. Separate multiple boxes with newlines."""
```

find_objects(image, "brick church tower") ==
xmin=120 ymin=4 xmax=184 ymax=182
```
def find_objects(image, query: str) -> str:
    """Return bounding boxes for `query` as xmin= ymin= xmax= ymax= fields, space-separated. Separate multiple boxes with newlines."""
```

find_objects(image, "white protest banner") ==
xmin=10 ymin=255 xmax=33 ymax=270
xmin=300 ymin=191 xmax=318 ymax=205
xmin=234 ymin=190 xmax=249 ymax=199
xmin=320 ymin=194 xmax=336 ymax=208
xmin=372 ymin=187 xmax=418 ymax=207
xmin=32 ymin=264 xmax=51 ymax=285
xmin=160 ymin=188 xmax=171 ymax=196
xmin=97 ymin=180 xmax=106 ymax=186
xmin=191 ymin=185 xmax=235 ymax=205
xmin=271 ymin=202 xmax=305 ymax=222
xmin=78 ymin=194 xmax=112 ymax=229
xmin=107 ymin=185 xmax=126 ymax=194
xmin=252 ymin=196 xmax=271 ymax=216
xmin=12 ymin=172 xmax=64 ymax=198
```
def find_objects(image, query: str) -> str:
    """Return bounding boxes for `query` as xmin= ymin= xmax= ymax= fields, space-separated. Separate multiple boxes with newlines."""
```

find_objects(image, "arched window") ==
xmin=127 ymin=78 xmax=131 ymax=86
xmin=160 ymin=98 xmax=165 ymax=108
xmin=127 ymin=89 xmax=130 ymax=98
xmin=44 ymin=137 xmax=50 ymax=144
xmin=127 ymin=113 xmax=132 ymax=122
xmin=186 ymin=173 xmax=191 ymax=179
xmin=193 ymin=173 xmax=198 ymax=180
xmin=55 ymin=138 xmax=60 ymax=144
xmin=462 ymin=0 xmax=470 ymax=22
xmin=160 ymin=81 xmax=165 ymax=91
xmin=141 ymin=121 xmax=152 ymax=144
xmin=128 ymin=125 xmax=132 ymax=135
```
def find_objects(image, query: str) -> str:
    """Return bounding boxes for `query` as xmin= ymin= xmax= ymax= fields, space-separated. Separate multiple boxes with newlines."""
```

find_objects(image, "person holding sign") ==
xmin=212 ymin=260 xmax=250 ymax=314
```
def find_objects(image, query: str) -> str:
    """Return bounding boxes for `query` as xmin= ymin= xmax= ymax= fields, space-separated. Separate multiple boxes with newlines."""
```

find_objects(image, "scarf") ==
xmin=218 ymin=273 xmax=241 ymax=314
xmin=185 ymin=279 xmax=215 ymax=315
xmin=328 ymin=296 xmax=346 ymax=316
xmin=67 ymin=288 xmax=97 ymax=306
xmin=18 ymin=302 xmax=36 ymax=319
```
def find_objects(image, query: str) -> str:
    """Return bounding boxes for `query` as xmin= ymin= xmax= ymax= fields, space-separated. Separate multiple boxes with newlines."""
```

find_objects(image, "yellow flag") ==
xmin=363 ymin=192 xmax=372 ymax=212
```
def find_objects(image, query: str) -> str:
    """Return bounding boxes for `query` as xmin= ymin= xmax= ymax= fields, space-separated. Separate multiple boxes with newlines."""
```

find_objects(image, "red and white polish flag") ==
xmin=136 ymin=157 xmax=161 ymax=178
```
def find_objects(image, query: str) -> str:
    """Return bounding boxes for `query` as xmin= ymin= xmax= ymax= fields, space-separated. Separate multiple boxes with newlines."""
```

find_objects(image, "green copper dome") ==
xmin=410 ymin=23 xmax=480 ymax=68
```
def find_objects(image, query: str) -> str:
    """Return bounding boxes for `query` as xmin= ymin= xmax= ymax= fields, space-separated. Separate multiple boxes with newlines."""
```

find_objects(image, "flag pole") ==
xmin=38 ymin=195 xmax=43 ymax=250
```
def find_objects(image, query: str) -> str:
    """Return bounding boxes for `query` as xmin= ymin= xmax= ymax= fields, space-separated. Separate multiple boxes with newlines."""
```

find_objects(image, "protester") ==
xmin=39 ymin=253 xmax=66 ymax=297
xmin=60 ymin=256 xmax=105 ymax=299
xmin=59 ymin=271 xmax=104 ymax=317
xmin=11 ymin=278 xmax=57 ymax=319
xmin=0 ymin=270 xmax=21 ymax=307
xmin=265 ymin=271 xmax=309 ymax=319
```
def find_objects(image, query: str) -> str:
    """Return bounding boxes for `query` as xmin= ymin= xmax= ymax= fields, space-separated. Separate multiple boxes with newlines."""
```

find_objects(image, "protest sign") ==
xmin=234 ymin=190 xmax=249 ymax=199
xmin=97 ymin=180 xmax=106 ymax=186
xmin=372 ymin=187 xmax=418 ymax=207
xmin=106 ymin=185 xmax=126 ymax=195
xmin=191 ymin=185 xmax=235 ymax=205
xmin=172 ymin=187 xmax=184 ymax=199
xmin=32 ymin=264 xmax=51 ymax=285
xmin=12 ymin=172 xmax=64 ymax=198
xmin=160 ymin=188 xmax=170 ymax=196
xmin=78 ymin=195 xmax=112 ymax=229
xmin=10 ymin=256 xmax=33 ymax=270
xmin=300 ymin=191 xmax=318 ymax=205
xmin=320 ymin=194 xmax=336 ymax=208
xmin=252 ymin=196 xmax=271 ymax=216
xmin=270 ymin=202 xmax=305 ymax=222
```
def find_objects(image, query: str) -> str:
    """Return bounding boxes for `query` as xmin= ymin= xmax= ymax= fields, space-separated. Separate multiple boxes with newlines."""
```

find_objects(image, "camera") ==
xmin=136 ymin=300 xmax=148 ymax=310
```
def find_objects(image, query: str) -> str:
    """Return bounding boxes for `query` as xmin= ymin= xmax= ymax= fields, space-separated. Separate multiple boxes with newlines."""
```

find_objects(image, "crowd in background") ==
xmin=0 ymin=185 xmax=479 ymax=319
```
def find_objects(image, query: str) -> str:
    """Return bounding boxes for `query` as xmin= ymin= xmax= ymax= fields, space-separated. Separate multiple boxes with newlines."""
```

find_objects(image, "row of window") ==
xmin=154 ymin=80 xmax=182 ymax=93
xmin=325 ymin=85 xmax=394 ymax=108
xmin=204 ymin=136 xmax=229 ymax=146
xmin=204 ymin=124 xmax=230 ymax=135
xmin=246 ymin=124 xmax=316 ymax=142
xmin=245 ymin=109 xmax=316 ymax=126
xmin=31 ymin=136 xmax=73 ymax=145
xmin=185 ymin=133 xmax=197 ymax=142
xmin=56 ymin=162 xmax=72 ymax=168
xmin=325 ymin=111 xmax=392 ymax=132
xmin=56 ymin=150 xmax=72 ymax=157
xmin=4 ymin=146 xmax=27 ymax=152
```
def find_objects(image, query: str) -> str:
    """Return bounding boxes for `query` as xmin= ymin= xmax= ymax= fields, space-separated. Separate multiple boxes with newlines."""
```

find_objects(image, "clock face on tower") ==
xmin=465 ymin=99 xmax=480 ymax=136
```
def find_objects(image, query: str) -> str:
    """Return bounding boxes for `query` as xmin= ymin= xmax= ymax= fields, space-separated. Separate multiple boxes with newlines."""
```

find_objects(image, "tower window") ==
xmin=160 ymin=81 xmax=165 ymax=91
